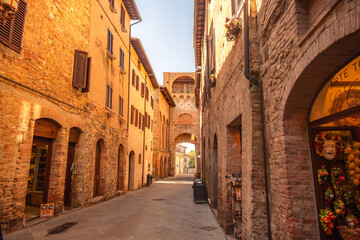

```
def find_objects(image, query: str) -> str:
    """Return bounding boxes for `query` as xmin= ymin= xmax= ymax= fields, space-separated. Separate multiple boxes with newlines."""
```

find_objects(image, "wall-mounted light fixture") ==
xmin=0 ymin=0 xmax=19 ymax=26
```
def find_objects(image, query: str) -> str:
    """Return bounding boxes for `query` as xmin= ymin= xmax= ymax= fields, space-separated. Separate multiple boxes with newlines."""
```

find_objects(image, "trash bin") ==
xmin=192 ymin=179 xmax=207 ymax=203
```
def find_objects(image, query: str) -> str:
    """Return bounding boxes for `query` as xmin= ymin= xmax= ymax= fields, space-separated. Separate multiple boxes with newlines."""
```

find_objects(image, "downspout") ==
xmin=243 ymin=1 xmax=272 ymax=239
xmin=142 ymin=76 xmax=148 ymax=186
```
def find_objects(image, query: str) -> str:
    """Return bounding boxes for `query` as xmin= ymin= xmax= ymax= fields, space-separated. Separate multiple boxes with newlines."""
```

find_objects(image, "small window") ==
xmin=136 ymin=76 xmax=139 ymax=91
xmin=106 ymin=85 xmax=113 ymax=109
xmin=120 ymin=5 xmax=125 ymax=27
xmin=120 ymin=48 xmax=125 ymax=70
xmin=0 ymin=0 xmax=27 ymax=53
xmin=135 ymin=109 xmax=138 ymax=127
xmin=145 ymin=87 xmax=149 ymax=101
xmin=119 ymin=96 xmax=124 ymax=116
xmin=131 ymin=105 xmax=134 ymax=124
xmin=107 ymin=28 xmax=113 ymax=55
xmin=141 ymin=82 xmax=145 ymax=97
xmin=132 ymin=69 xmax=136 ymax=86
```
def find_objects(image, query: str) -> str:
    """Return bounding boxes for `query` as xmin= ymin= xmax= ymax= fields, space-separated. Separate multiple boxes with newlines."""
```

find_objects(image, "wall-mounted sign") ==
xmin=40 ymin=203 xmax=55 ymax=218
xmin=34 ymin=119 xmax=58 ymax=139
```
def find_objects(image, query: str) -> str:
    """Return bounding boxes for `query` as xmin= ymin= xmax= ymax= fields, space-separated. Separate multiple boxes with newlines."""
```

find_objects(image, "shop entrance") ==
xmin=25 ymin=119 xmax=58 ymax=220
xmin=309 ymin=56 xmax=360 ymax=239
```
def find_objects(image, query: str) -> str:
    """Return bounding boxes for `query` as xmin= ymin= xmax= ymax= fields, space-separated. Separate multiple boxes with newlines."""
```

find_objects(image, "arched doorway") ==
xmin=160 ymin=156 xmax=164 ymax=178
xmin=213 ymin=134 xmax=218 ymax=209
xmin=128 ymin=151 xmax=135 ymax=190
xmin=282 ymin=31 xmax=360 ymax=239
xmin=94 ymin=139 xmax=105 ymax=197
xmin=117 ymin=144 xmax=125 ymax=190
xmin=25 ymin=118 xmax=59 ymax=220
xmin=64 ymin=127 xmax=82 ymax=207
xmin=307 ymin=55 xmax=360 ymax=239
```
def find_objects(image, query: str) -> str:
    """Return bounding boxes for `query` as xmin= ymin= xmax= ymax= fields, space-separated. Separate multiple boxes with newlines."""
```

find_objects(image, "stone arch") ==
xmin=175 ymin=133 xmax=192 ymax=144
xmin=280 ymin=28 xmax=360 ymax=239
xmin=171 ymin=76 xmax=195 ymax=94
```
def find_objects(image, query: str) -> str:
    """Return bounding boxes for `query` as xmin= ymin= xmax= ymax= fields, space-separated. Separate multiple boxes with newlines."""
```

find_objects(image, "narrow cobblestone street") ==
xmin=5 ymin=172 xmax=226 ymax=240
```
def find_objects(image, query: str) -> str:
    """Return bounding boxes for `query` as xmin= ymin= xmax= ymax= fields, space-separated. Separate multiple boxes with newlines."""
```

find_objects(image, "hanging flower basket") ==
xmin=225 ymin=17 xmax=242 ymax=41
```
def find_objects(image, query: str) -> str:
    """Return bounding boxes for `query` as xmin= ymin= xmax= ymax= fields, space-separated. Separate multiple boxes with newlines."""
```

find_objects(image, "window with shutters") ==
xmin=141 ymin=82 xmax=145 ymax=97
xmin=135 ymin=109 xmax=138 ymax=127
xmin=132 ymin=69 xmax=136 ymax=86
xmin=131 ymin=105 xmax=134 ymax=124
xmin=145 ymin=87 xmax=149 ymax=101
xmin=0 ymin=0 xmax=27 ymax=53
xmin=106 ymin=85 xmax=113 ymax=109
xmin=119 ymin=48 xmax=125 ymax=71
xmin=73 ymin=50 xmax=91 ymax=91
xmin=120 ymin=5 xmax=126 ymax=32
xmin=107 ymin=28 xmax=114 ymax=56
xmin=138 ymin=113 xmax=142 ymax=130
xmin=136 ymin=76 xmax=139 ymax=91
xmin=119 ymin=96 xmax=124 ymax=117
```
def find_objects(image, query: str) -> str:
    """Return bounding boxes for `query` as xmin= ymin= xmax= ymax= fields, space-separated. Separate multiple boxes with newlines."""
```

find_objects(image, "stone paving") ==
xmin=4 ymin=173 xmax=226 ymax=240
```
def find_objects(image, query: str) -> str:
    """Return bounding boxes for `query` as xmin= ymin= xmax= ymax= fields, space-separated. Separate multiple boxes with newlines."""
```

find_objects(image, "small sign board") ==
xmin=40 ymin=203 xmax=54 ymax=218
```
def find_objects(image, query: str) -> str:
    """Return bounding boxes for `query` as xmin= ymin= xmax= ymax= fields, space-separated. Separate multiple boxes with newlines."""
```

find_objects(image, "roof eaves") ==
xmin=160 ymin=86 xmax=176 ymax=107
xmin=131 ymin=37 xmax=159 ymax=88
xmin=123 ymin=0 xmax=141 ymax=20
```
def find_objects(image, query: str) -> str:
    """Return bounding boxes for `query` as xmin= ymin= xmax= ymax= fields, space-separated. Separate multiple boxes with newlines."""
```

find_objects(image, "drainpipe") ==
xmin=142 ymin=76 xmax=149 ymax=186
xmin=243 ymin=1 xmax=272 ymax=239
xmin=127 ymin=19 xmax=142 ymax=132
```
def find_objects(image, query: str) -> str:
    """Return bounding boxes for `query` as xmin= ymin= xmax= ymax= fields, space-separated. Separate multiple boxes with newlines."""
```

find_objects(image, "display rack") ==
xmin=227 ymin=173 xmax=242 ymax=239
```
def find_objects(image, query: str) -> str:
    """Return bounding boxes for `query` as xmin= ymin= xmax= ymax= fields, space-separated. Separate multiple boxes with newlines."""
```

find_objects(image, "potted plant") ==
xmin=210 ymin=74 xmax=216 ymax=87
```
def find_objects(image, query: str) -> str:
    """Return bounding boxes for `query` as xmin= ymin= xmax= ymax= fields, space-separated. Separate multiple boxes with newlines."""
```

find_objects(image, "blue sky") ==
xmin=132 ymin=0 xmax=195 ymax=85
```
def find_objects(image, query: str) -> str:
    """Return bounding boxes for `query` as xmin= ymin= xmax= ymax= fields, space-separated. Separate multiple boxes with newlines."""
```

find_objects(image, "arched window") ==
xmin=178 ymin=113 xmax=193 ymax=124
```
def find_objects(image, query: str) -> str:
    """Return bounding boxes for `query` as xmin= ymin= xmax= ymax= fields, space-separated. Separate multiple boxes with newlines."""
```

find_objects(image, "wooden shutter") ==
xmin=142 ymin=115 xmax=145 ymax=130
xmin=0 ymin=0 xmax=27 ymax=53
xmin=148 ymin=115 xmax=150 ymax=128
xmin=139 ymin=113 xmax=142 ymax=129
xmin=109 ymin=0 xmax=114 ymax=8
xmin=141 ymin=83 xmax=145 ymax=97
xmin=131 ymin=105 xmax=134 ymax=124
xmin=107 ymin=29 xmax=113 ymax=55
xmin=132 ymin=70 xmax=135 ymax=86
xmin=106 ymin=85 xmax=109 ymax=107
xmin=73 ymin=50 xmax=88 ymax=88
xmin=145 ymin=87 xmax=149 ymax=101
xmin=82 ymin=57 xmax=91 ymax=93
xmin=120 ymin=6 xmax=125 ymax=27
xmin=151 ymin=97 xmax=154 ymax=109
xmin=136 ymin=76 xmax=139 ymax=90
xmin=120 ymin=48 xmax=124 ymax=70
xmin=144 ymin=112 xmax=147 ymax=128
xmin=135 ymin=109 xmax=138 ymax=127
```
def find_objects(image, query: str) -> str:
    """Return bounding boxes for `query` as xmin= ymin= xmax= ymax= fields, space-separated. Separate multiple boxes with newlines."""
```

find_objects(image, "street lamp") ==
xmin=0 ymin=0 xmax=19 ymax=26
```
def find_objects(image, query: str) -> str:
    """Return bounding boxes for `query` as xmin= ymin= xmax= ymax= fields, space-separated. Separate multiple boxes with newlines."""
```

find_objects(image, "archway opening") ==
xmin=128 ymin=151 xmax=135 ymax=190
xmin=117 ymin=144 xmax=125 ymax=191
xmin=94 ymin=139 xmax=106 ymax=197
xmin=175 ymin=133 xmax=198 ymax=176
xmin=25 ymin=118 xmax=60 ymax=220
xmin=171 ymin=77 xmax=195 ymax=94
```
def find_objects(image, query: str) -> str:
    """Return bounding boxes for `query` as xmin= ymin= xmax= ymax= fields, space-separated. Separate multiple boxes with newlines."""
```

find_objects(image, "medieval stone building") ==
xmin=164 ymin=72 xmax=201 ymax=176
xmin=195 ymin=0 xmax=360 ymax=239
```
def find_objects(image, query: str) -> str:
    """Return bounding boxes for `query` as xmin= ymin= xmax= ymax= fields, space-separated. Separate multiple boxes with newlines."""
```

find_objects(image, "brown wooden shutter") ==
xmin=120 ymin=6 xmax=125 ymax=27
xmin=73 ymin=50 xmax=88 ymax=88
xmin=142 ymin=115 xmax=145 ymax=130
xmin=110 ymin=87 xmax=113 ymax=109
xmin=0 ymin=0 xmax=27 ymax=53
xmin=151 ymin=97 xmax=154 ymax=109
xmin=82 ymin=57 xmax=91 ymax=93
xmin=139 ymin=113 xmax=142 ymax=129
xmin=135 ymin=109 xmax=138 ymax=127
xmin=144 ymin=112 xmax=147 ymax=127
xmin=145 ymin=87 xmax=149 ymax=101
xmin=131 ymin=105 xmax=134 ymax=124
xmin=141 ymin=83 xmax=145 ymax=97
xmin=136 ymin=76 xmax=139 ymax=90
xmin=148 ymin=115 xmax=150 ymax=128
xmin=132 ymin=70 xmax=135 ymax=86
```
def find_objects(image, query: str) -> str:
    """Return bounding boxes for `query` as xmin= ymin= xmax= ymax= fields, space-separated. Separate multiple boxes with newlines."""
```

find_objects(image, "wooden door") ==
xmin=64 ymin=143 xmax=75 ymax=207
xmin=94 ymin=142 xmax=101 ymax=197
